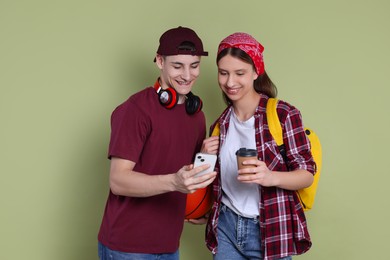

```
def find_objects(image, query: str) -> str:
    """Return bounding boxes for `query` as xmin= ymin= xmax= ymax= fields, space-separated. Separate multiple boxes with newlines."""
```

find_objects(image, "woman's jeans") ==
xmin=98 ymin=242 xmax=179 ymax=260
xmin=214 ymin=204 xmax=292 ymax=260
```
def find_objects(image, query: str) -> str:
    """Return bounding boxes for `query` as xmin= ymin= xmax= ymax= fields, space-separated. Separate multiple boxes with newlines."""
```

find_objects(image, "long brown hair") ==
xmin=217 ymin=48 xmax=277 ymax=105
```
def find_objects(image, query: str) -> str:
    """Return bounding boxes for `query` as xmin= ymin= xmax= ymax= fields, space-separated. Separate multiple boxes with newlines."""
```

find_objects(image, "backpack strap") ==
xmin=266 ymin=98 xmax=283 ymax=146
xmin=211 ymin=122 xmax=220 ymax=137
xmin=266 ymin=98 xmax=288 ymax=163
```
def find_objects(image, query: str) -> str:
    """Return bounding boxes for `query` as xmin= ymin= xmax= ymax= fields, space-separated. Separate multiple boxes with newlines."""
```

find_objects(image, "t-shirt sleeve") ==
xmin=108 ymin=98 xmax=150 ymax=163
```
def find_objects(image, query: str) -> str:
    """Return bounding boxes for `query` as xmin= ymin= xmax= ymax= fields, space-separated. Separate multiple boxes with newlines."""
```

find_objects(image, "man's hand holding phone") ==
xmin=193 ymin=153 xmax=217 ymax=177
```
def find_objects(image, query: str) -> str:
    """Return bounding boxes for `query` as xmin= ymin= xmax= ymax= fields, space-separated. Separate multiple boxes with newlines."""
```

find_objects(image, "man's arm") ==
xmin=109 ymin=157 xmax=217 ymax=197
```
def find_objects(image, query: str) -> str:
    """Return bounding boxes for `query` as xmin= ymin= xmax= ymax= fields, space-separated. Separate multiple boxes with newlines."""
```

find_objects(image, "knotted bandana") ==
xmin=217 ymin=32 xmax=265 ymax=75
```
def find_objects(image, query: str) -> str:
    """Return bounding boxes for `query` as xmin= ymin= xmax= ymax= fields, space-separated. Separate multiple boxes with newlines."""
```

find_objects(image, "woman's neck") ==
xmin=232 ymin=93 xmax=261 ymax=122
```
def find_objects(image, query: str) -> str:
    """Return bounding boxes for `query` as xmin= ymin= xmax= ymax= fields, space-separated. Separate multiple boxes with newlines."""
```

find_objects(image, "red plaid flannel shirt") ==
xmin=205 ymin=94 xmax=316 ymax=260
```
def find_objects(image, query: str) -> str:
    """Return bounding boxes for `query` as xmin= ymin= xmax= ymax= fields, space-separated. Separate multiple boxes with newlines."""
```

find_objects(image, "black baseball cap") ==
xmin=155 ymin=26 xmax=208 ymax=58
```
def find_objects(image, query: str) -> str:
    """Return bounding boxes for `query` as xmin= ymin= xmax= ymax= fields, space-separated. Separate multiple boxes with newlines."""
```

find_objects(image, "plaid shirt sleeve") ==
xmin=277 ymin=100 xmax=316 ymax=174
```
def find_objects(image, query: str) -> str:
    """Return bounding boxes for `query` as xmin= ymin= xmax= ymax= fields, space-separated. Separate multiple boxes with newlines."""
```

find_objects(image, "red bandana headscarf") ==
xmin=217 ymin=32 xmax=265 ymax=75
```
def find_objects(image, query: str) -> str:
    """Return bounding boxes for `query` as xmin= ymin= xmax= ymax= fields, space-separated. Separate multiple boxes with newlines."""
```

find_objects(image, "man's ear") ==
xmin=155 ymin=54 xmax=164 ymax=69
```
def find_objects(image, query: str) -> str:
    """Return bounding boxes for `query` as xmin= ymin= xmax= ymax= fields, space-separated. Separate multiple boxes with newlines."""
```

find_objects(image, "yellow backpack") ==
xmin=211 ymin=98 xmax=322 ymax=211
xmin=266 ymin=98 xmax=322 ymax=211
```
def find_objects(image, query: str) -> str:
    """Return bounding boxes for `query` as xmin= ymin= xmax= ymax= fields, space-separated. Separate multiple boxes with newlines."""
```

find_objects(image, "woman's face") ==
xmin=217 ymin=54 xmax=258 ymax=103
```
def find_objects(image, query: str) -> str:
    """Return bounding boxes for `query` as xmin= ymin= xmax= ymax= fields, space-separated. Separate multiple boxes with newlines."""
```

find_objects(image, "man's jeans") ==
xmin=214 ymin=204 xmax=292 ymax=260
xmin=98 ymin=242 xmax=179 ymax=260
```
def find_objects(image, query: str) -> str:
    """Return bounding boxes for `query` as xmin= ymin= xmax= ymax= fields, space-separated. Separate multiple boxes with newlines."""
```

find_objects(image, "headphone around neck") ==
xmin=153 ymin=79 xmax=202 ymax=115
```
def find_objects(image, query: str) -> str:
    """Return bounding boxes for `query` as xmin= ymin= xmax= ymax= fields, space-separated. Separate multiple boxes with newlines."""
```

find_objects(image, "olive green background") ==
xmin=1 ymin=0 xmax=389 ymax=259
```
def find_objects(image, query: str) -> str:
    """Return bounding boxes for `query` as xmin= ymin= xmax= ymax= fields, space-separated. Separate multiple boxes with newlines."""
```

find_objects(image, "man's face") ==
xmin=156 ymin=55 xmax=201 ymax=100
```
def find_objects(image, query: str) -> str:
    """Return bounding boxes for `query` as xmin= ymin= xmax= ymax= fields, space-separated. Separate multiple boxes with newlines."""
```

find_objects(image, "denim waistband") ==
xmin=220 ymin=203 xmax=259 ymax=222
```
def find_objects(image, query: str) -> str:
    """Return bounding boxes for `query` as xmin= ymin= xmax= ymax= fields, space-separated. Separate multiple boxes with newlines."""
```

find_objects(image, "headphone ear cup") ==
xmin=185 ymin=92 xmax=203 ymax=115
xmin=158 ymin=87 xmax=178 ymax=109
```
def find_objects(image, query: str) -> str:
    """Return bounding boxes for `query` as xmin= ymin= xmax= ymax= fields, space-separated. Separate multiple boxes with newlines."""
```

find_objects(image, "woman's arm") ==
xmin=237 ymin=159 xmax=314 ymax=190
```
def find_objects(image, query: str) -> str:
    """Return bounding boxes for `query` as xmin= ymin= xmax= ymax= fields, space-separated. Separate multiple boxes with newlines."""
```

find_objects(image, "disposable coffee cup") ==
xmin=236 ymin=148 xmax=258 ymax=172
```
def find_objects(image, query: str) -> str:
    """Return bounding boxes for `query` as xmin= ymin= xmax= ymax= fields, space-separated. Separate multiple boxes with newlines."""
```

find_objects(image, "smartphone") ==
xmin=193 ymin=153 xmax=217 ymax=177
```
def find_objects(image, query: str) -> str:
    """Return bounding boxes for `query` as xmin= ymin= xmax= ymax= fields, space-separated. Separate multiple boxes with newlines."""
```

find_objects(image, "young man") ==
xmin=97 ymin=26 xmax=216 ymax=260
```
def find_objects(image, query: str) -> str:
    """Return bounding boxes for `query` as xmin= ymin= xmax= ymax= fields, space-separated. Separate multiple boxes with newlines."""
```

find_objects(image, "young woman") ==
xmin=201 ymin=33 xmax=316 ymax=260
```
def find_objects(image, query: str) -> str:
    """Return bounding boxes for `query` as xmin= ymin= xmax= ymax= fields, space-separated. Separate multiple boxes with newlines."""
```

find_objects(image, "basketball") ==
xmin=185 ymin=185 xmax=213 ymax=219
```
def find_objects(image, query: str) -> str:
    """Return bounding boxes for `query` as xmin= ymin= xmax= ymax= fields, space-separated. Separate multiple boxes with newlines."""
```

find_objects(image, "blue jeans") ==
xmin=98 ymin=242 xmax=179 ymax=260
xmin=214 ymin=204 xmax=292 ymax=260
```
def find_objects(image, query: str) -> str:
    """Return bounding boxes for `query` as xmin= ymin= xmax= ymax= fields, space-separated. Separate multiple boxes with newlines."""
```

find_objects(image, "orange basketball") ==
xmin=185 ymin=185 xmax=213 ymax=219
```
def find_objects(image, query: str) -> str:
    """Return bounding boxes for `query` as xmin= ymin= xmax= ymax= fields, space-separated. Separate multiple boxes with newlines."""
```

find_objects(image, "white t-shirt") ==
xmin=220 ymin=110 xmax=260 ymax=218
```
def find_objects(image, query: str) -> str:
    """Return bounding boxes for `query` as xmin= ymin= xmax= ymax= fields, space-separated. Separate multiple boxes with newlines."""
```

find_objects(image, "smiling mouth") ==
xmin=176 ymin=80 xmax=191 ymax=86
xmin=225 ymin=87 xmax=240 ymax=94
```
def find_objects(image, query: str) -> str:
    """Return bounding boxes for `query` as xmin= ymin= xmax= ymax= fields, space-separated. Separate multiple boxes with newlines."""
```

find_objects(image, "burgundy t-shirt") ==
xmin=98 ymin=87 xmax=206 ymax=253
